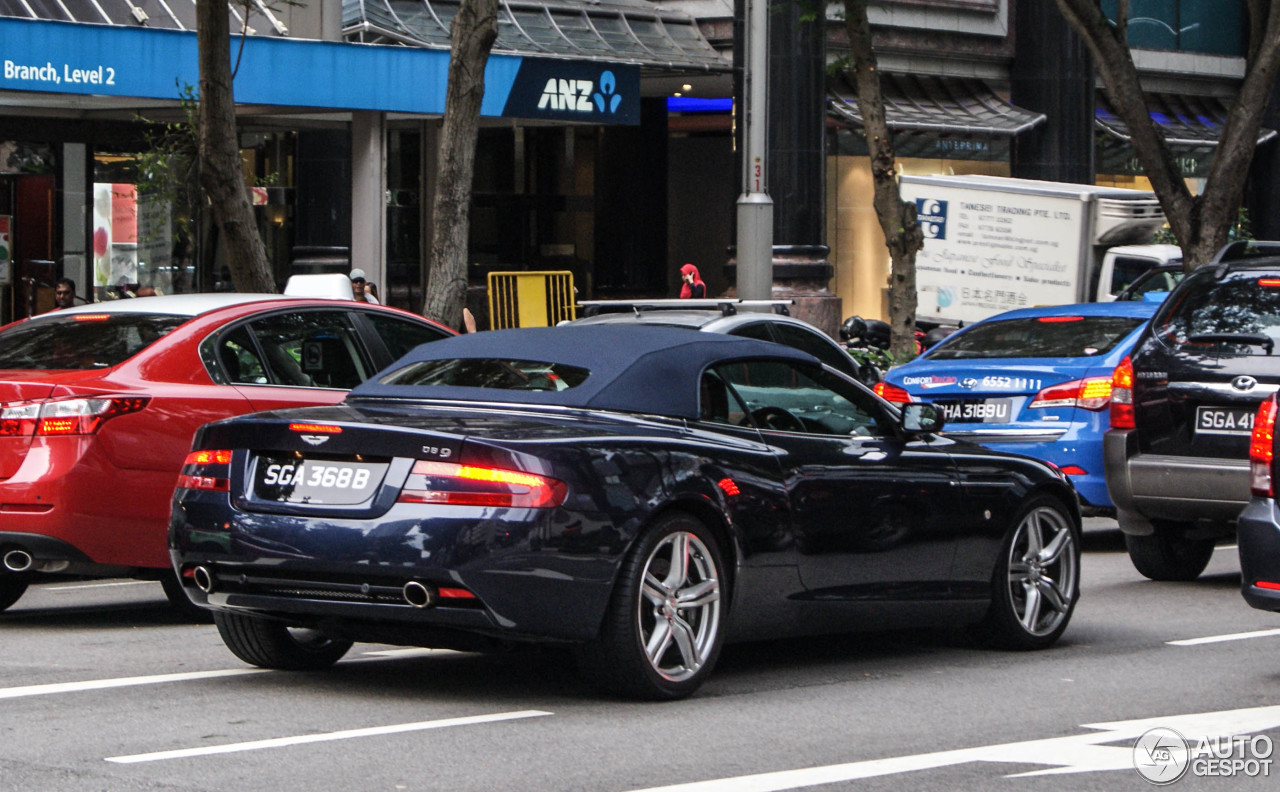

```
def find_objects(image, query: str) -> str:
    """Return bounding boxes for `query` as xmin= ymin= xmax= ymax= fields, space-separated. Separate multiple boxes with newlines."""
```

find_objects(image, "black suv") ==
xmin=1105 ymin=241 xmax=1280 ymax=580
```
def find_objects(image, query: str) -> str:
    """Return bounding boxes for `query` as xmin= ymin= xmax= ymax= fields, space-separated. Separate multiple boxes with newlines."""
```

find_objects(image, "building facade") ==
xmin=0 ymin=0 xmax=1269 ymax=331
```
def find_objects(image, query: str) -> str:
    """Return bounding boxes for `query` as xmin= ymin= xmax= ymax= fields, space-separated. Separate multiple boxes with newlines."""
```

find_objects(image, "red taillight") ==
xmin=1110 ymin=356 xmax=1135 ymax=429
xmin=1259 ymin=278 xmax=1280 ymax=289
xmin=1059 ymin=465 xmax=1087 ymax=476
xmin=0 ymin=403 xmax=40 ymax=437
xmin=1029 ymin=377 xmax=1113 ymax=411
xmin=874 ymin=382 xmax=912 ymax=403
xmin=1257 ymin=581 xmax=1280 ymax=591
xmin=397 ymin=460 xmax=567 ymax=508
xmin=0 ymin=396 xmax=148 ymax=437
xmin=74 ymin=313 xmax=111 ymax=321
xmin=1250 ymin=395 xmax=1277 ymax=497
xmin=177 ymin=449 xmax=233 ymax=492
xmin=187 ymin=449 xmax=232 ymax=465
xmin=1037 ymin=316 xmax=1084 ymax=323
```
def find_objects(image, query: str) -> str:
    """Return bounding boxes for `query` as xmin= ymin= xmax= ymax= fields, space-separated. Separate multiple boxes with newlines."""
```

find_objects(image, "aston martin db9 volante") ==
xmin=170 ymin=325 xmax=1081 ymax=699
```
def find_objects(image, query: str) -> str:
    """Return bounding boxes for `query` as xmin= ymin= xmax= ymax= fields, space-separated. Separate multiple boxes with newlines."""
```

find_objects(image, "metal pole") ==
xmin=736 ymin=0 xmax=773 ymax=302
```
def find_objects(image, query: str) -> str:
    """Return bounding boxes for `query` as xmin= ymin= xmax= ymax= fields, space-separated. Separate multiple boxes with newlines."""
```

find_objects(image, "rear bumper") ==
xmin=1237 ymin=498 xmax=1280 ymax=612
xmin=946 ymin=427 xmax=1110 ymax=507
xmin=0 ymin=438 xmax=174 ymax=569
xmin=1103 ymin=430 xmax=1249 ymax=532
xmin=170 ymin=493 xmax=620 ymax=643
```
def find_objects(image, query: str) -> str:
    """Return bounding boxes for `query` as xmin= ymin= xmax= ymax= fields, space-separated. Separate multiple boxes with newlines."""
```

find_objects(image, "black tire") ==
xmin=213 ymin=611 xmax=352 ymax=670
xmin=0 ymin=571 xmax=28 ymax=612
xmin=1125 ymin=523 xmax=1215 ymax=581
xmin=160 ymin=571 xmax=214 ymax=623
xmin=975 ymin=496 xmax=1080 ymax=650
xmin=575 ymin=512 xmax=726 ymax=700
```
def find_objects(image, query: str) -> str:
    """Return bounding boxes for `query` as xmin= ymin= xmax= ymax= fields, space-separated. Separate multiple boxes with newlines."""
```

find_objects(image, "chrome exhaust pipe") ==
xmin=3 ymin=549 xmax=33 ymax=574
xmin=192 ymin=566 xmax=215 ymax=594
xmin=402 ymin=581 xmax=433 ymax=609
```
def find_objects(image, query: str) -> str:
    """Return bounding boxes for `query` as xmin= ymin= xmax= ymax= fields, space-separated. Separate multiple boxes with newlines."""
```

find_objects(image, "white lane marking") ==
xmin=106 ymin=710 xmax=552 ymax=764
xmin=1167 ymin=628 xmax=1280 ymax=646
xmin=1 ymin=650 xmax=464 ymax=699
xmin=627 ymin=705 xmax=1280 ymax=792
xmin=0 ymin=669 xmax=266 ymax=700
xmin=44 ymin=580 xmax=155 ymax=591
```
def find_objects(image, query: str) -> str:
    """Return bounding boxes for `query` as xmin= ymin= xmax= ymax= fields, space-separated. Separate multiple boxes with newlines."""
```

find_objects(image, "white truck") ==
xmin=899 ymin=174 xmax=1181 ymax=326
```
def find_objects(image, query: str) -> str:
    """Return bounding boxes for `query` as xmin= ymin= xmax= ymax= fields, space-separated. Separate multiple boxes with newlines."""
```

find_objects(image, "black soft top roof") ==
xmin=349 ymin=325 xmax=820 ymax=419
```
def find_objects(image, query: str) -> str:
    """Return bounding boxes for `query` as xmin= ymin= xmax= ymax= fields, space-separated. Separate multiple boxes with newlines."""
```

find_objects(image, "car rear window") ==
xmin=380 ymin=358 xmax=590 ymax=391
xmin=1154 ymin=271 xmax=1280 ymax=354
xmin=0 ymin=313 xmax=188 ymax=370
xmin=927 ymin=315 xmax=1147 ymax=360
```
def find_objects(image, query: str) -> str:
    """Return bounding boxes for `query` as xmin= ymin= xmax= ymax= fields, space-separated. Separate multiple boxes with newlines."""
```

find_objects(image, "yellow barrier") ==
xmin=487 ymin=270 xmax=577 ymax=329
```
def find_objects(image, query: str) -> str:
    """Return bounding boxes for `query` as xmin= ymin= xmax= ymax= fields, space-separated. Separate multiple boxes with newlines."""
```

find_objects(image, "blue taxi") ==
xmin=878 ymin=301 xmax=1159 ymax=512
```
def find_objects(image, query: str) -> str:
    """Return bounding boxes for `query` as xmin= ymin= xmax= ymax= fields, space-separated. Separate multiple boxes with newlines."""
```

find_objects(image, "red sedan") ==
xmin=0 ymin=293 xmax=453 ymax=615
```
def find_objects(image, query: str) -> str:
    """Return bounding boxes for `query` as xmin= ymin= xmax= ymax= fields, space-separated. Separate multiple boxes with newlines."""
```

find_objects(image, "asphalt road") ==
xmin=2 ymin=518 xmax=1278 ymax=791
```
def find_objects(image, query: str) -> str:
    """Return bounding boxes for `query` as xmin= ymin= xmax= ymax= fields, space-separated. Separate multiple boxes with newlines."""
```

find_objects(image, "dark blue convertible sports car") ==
xmin=170 ymin=325 xmax=1081 ymax=699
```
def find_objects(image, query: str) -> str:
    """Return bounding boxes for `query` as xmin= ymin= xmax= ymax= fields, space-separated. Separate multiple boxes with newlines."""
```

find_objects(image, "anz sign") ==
xmin=536 ymin=71 xmax=625 ymax=114
xmin=505 ymin=62 xmax=639 ymax=124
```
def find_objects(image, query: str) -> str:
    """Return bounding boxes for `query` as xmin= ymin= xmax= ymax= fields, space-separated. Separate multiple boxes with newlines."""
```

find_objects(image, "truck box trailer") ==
xmin=899 ymin=174 xmax=1176 ymax=326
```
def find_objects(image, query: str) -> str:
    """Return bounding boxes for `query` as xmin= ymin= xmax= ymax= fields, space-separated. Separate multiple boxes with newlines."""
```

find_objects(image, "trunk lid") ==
xmin=891 ymin=358 xmax=1114 ymax=436
xmin=1131 ymin=343 xmax=1280 ymax=459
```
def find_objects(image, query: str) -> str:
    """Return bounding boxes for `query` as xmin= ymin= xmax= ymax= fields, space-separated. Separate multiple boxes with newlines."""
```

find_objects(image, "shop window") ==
xmin=1103 ymin=0 xmax=1245 ymax=56
xmin=92 ymin=153 xmax=184 ymax=299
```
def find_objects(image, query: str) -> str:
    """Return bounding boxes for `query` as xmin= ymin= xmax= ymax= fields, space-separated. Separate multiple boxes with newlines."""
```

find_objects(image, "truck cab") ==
xmin=1094 ymin=244 xmax=1183 ymax=301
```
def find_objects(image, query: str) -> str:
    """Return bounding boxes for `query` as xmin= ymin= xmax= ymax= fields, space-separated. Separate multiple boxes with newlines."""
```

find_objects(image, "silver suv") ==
xmin=569 ymin=299 xmax=862 ymax=380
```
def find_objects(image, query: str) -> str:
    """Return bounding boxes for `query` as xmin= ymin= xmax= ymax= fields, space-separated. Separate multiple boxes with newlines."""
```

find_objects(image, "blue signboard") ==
xmin=0 ymin=18 xmax=639 ymax=124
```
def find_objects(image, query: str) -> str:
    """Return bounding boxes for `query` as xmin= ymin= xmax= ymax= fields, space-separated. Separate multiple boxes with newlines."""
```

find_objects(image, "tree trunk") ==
xmin=1054 ymin=0 xmax=1280 ymax=268
xmin=195 ymin=0 xmax=275 ymax=293
xmin=423 ymin=0 xmax=498 ymax=330
xmin=843 ymin=1 xmax=923 ymax=359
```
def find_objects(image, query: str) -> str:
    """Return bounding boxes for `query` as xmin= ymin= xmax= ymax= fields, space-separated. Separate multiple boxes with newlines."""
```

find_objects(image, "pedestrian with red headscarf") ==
xmin=679 ymin=263 xmax=705 ymax=299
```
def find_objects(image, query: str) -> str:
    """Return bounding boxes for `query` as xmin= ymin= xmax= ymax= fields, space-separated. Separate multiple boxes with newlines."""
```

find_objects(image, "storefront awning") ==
xmin=344 ymin=0 xmax=729 ymax=73
xmin=828 ymin=73 xmax=1046 ymax=136
xmin=1095 ymin=92 xmax=1277 ymax=147
xmin=0 ymin=0 xmax=286 ymax=36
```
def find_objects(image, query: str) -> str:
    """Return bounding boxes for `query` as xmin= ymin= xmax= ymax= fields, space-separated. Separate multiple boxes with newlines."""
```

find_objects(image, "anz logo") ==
xmin=537 ymin=71 xmax=623 ymax=114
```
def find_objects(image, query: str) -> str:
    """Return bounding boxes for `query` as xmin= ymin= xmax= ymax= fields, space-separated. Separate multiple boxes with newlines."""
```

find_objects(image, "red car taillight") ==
xmin=874 ymin=382 xmax=912 ymax=403
xmin=176 ymin=449 xmax=233 ymax=492
xmin=1250 ymin=395 xmax=1277 ymax=497
xmin=1029 ymin=377 xmax=1113 ymax=411
xmin=0 ymin=395 xmax=149 ymax=437
xmin=397 ymin=460 xmax=567 ymax=508
xmin=1110 ymin=356 xmax=1135 ymax=429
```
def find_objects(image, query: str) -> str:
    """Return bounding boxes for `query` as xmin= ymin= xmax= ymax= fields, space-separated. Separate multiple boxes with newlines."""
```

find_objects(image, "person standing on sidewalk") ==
xmin=679 ymin=263 xmax=705 ymax=299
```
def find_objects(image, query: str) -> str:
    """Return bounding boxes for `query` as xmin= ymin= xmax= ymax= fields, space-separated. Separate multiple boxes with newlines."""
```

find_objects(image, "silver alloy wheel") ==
xmin=637 ymin=531 xmax=722 ymax=682
xmin=1007 ymin=506 xmax=1078 ymax=637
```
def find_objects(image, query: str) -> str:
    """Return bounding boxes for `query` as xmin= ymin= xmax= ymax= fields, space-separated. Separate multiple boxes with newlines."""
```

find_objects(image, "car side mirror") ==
xmin=900 ymin=402 xmax=944 ymax=435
